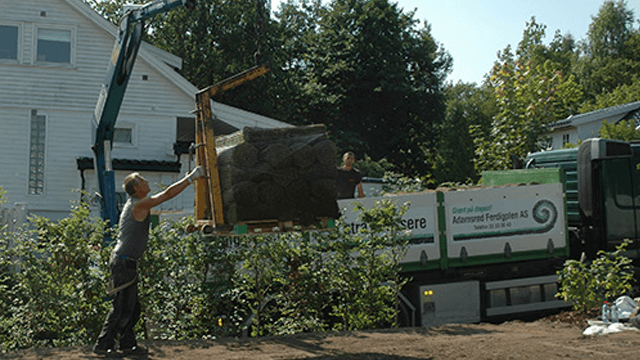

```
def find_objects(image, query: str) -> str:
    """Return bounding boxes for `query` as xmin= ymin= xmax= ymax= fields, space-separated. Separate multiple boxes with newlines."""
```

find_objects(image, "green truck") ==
xmin=340 ymin=175 xmax=568 ymax=326
xmin=338 ymin=137 xmax=639 ymax=327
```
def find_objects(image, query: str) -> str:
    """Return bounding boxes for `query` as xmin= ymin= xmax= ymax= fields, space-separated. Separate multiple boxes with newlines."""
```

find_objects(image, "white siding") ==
xmin=576 ymin=121 xmax=605 ymax=141
xmin=550 ymin=121 xmax=610 ymax=150
xmin=0 ymin=108 xmax=31 ymax=205
xmin=0 ymin=0 xmax=106 ymax=111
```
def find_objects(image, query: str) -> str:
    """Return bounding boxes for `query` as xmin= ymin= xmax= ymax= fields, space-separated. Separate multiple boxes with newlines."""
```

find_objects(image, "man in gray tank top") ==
xmin=93 ymin=167 xmax=203 ymax=356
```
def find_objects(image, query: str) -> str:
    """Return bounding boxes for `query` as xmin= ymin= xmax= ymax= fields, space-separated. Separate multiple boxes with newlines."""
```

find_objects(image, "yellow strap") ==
xmin=107 ymin=276 xmax=137 ymax=296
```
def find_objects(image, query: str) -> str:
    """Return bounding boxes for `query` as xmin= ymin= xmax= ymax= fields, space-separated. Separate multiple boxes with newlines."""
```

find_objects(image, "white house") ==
xmin=547 ymin=101 xmax=640 ymax=149
xmin=0 ymin=0 xmax=290 ymax=223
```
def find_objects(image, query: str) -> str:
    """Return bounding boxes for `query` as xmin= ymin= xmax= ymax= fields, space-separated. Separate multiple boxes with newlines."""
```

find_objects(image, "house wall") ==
xmin=547 ymin=102 xmax=640 ymax=150
xmin=549 ymin=129 xmax=577 ymax=149
xmin=0 ymin=0 xmax=195 ymax=221
xmin=576 ymin=121 xmax=605 ymax=142
xmin=550 ymin=120 xmax=612 ymax=150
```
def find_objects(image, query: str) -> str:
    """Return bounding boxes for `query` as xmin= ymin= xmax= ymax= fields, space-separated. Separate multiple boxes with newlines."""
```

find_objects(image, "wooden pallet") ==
xmin=186 ymin=218 xmax=336 ymax=236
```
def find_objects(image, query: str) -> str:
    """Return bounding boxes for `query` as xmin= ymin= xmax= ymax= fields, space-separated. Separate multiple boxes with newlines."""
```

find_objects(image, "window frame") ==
xmin=113 ymin=122 xmax=138 ymax=148
xmin=32 ymin=24 xmax=76 ymax=66
xmin=0 ymin=21 xmax=21 ymax=64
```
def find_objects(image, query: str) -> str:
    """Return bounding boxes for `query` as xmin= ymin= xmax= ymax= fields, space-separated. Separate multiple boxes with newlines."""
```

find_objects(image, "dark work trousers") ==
xmin=94 ymin=257 xmax=141 ymax=351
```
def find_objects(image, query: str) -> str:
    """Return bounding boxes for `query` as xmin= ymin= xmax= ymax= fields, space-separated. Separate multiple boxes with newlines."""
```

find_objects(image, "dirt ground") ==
xmin=4 ymin=314 xmax=640 ymax=360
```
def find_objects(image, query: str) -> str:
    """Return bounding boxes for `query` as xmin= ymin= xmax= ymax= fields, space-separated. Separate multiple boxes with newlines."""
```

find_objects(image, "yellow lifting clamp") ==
xmin=191 ymin=64 xmax=269 ymax=234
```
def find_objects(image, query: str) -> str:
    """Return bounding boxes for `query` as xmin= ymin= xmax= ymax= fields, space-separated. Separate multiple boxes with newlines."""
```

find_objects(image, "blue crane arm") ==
xmin=92 ymin=0 xmax=195 ymax=231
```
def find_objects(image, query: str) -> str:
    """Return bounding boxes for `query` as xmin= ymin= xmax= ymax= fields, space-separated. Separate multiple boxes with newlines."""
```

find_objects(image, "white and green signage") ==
xmin=337 ymin=182 xmax=567 ymax=270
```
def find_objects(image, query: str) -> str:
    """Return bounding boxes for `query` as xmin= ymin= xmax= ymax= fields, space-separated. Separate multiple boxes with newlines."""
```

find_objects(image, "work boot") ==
xmin=121 ymin=345 xmax=149 ymax=356
xmin=92 ymin=345 xmax=119 ymax=357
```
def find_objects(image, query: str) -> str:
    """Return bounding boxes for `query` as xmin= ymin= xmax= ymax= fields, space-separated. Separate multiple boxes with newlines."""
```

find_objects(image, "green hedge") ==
xmin=0 ymin=201 xmax=112 ymax=351
xmin=0 ymin=199 xmax=408 ymax=352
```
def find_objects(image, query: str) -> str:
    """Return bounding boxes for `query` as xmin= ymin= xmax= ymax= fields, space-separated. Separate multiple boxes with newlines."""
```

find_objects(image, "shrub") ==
xmin=0 ymin=198 xmax=410 ymax=350
xmin=381 ymin=172 xmax=425 ymax=194
xmin=0 ymin=200 xmax=112 ymax=352
xmin=556 ymin=239 xmax=635 ymax=313
xmin=233 ymin=231 xmax=333 ymax=337
xmin=140 ymin=217 xmax=241 ymax=340
xmin=328 ymin=199 xmax=410 ymax=330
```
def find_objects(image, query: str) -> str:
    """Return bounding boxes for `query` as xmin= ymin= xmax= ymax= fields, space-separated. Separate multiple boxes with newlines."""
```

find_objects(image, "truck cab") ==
xmin=526 ymin=138 xmax=640 ymax=260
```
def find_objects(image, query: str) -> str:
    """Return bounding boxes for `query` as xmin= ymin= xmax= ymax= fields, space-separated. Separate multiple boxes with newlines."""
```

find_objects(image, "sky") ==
xmin=271 ymin=0 xmax=640 ymax=84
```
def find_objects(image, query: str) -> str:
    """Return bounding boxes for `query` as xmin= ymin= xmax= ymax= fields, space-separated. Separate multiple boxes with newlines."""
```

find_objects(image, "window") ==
xmin=113 ymin=123 xmax=136 ymax=147
xmin=562 ymin=133 xmax=570 ymax=147
xmin=632 ymin=109 xmax=640 ymax=129
xmin=36 ymin=28 xmax=71 ymax=63
xmin=0 ymin=24 xmax=18 ymax=60
xmin=114 ymin=128 xmax=133 ymax=144
xmin=29 ymin=110 xmax=46 ymax=195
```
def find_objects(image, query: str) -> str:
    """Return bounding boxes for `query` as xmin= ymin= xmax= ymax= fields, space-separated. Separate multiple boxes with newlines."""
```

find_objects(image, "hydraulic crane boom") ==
xmin=91 ymin=0 xmax=195 ymax=231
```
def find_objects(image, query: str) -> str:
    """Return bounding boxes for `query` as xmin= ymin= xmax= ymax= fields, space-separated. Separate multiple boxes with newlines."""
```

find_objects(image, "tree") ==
xmin=546 ymin=31 xmax=579 ymax=77
xmin=283 ymin=0 xmax=451 ymax=176
xmin=84 ymin=0 xmax=130 ymax=23
xmin=578 ymin=28 xmax=640 ymax=113
xmin=430 ymin=82 xmax=494 ymax=185
xmin=599 ymin=119 xmax=640 ymax=141
xmin=270 ymin=0 xmax=331 ymax=125
xmin=576 ymin=0 xmax=638 ymax=100
xmin=474 ymin=18 xmax=583 ymax=172
xmin=147 ymin=0 xmax=278 ymax=116
xmin=582 ymin=79 xmax=640 ymax=113
xmin=586 ymin=0 xmax=635 ymax=59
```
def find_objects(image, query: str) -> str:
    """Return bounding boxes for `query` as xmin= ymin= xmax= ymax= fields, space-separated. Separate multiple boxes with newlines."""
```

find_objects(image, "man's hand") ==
xmin=187 ymin=166 xmax=205 ymax=183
